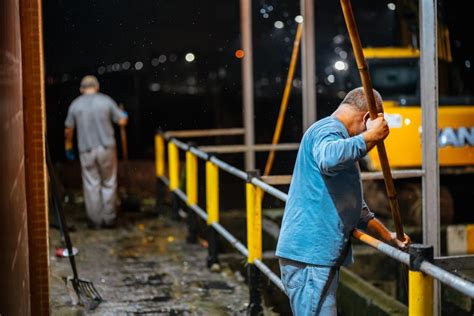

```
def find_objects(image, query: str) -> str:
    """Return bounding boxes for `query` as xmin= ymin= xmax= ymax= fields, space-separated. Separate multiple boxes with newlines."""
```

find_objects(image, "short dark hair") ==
xmin=341 ymin=87 xmax=383 ymax=112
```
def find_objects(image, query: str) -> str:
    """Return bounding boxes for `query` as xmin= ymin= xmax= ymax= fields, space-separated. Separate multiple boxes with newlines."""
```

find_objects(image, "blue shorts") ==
xmin=280 ymin=258 xmax=339 ymax=316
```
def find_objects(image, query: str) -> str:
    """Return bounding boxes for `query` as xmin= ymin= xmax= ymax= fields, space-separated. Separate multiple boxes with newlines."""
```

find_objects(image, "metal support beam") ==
xmin=240 ymin=0 xmax=255 ymax=170
xmin=300 ymin=0 xmax=317 ymax=131
xmin=420 ymin=0 xmax=440 ymax=313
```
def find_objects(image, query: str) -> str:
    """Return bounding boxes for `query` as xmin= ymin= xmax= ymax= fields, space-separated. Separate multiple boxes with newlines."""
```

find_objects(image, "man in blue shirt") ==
xmin=276 ymin=87 xmax=410 ymax=315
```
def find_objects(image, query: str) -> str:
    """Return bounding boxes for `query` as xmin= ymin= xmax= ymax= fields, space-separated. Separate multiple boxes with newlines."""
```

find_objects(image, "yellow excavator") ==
xmin=361 ymin=45 xmax=474 ymax=225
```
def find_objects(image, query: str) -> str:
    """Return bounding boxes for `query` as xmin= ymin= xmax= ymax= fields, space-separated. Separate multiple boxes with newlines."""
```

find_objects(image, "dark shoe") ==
xmin=87 ymin=220 xmax=101 ymax=230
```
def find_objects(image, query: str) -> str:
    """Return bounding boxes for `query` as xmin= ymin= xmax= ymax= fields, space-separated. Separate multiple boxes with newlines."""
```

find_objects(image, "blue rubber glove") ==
xmin=65 ymin=140 xmax=75 ymax=160
xmin=122 ymin=111 xmax=128 ymax=119
xmin=65 ymin=149 xmax=75 ymax=161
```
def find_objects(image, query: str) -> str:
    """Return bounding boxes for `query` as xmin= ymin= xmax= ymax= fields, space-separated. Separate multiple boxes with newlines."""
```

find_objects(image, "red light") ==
xmin=235 ymin=49 xmax=245 ymax=59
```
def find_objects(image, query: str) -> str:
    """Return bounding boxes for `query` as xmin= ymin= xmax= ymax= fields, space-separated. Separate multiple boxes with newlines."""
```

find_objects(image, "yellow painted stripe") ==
xmin=246 ymin=183 xmax=262 ymax=263
xmin=186 ymin=151 xmax=198 ymax=205
xmin=466 ymin=225 xmax=474 ymax=254
xmin=155 ymin=134 xmax=165 ymax=177
xmin=168 ymin=142 xmax=179 ymax=191
xmin=409 ymin=270 xmax=433 ymax=316
xmin=206 ymin=161 xmax=219 ymax=225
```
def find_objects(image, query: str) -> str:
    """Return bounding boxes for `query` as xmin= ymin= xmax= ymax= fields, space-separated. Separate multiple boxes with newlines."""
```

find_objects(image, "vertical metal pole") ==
xmin=420 ymin=0 xmax=440 ymax=313
xmin=168 ymin=141 xmax=180 ymax=220
xmin=246 ymin=170 xmax=262 ymax=315
xmin=409 ymin=244 xmax=434 ymax=316
xmin=155 ymin=132 xmax=165 ymax=213
xmin=155 ymin=132 xmax=165 ymax=178
xmin=206 ymin=159 xmax=220 ymax=268
xmin=240 ymin=0 xmax=255 ymax=170
xmin=300 ymin=0 xmax=317 ymax=131
xmin=186 ymin=149 xmax=198 ymax=243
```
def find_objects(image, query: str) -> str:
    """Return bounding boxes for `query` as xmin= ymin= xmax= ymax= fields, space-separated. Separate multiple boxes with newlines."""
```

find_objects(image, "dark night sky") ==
xmin=43 ymin=0 xmax=474 ymax=160
xmin=43 ymin=0 xmax=241 ymax=74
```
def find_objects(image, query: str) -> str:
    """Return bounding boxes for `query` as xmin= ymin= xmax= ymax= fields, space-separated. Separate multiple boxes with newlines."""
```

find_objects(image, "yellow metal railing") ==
xmin=205 ymin=160 xmax=219 ymax=225
xmin=246 ymin=174 xmax=262 ymax=264
xmin=155 ymin=131 xmax=474 ymax=315
xmin=409 ymin=270 xmax=434 ymax=315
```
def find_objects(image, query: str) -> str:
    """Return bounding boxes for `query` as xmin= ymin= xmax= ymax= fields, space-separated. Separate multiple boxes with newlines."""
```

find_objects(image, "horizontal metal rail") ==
xmin=164 ymin=177 xmax=287 ymax=291
xmin=361 ymin=169 xmax=425 ymax=180
xmin=254 ymin=259 xmax=285 ymax=292
xmin=250 ymin=177 xmax=288 ymax=202
xmin=198 ymin=143 xmax=300 ymax=154
xmin=352 ymin=230 xmax=474 ymax=298
xmin=261 ymin=175 xmax=292 ymax=185
xmin=163 ymin=134 xmax=474 ymax=300
xmin=260 ymin=169 xmax=426 ymax=186
xmin=164 ymin=128 xmax=245 ymax=139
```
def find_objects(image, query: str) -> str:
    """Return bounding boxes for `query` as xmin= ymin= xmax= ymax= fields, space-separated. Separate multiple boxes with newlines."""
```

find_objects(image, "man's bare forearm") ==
xmin=365 ymin=218 xmax=392 ymax=242
xmin=65 ymin=128 xmax=74 ymax=145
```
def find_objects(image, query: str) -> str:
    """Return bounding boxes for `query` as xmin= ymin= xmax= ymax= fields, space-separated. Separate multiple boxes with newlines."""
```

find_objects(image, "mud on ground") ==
xmin=49 ymin=203 xmax=253 ymax=315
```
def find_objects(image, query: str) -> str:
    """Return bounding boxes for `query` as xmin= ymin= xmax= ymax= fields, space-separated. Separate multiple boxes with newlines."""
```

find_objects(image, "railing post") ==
xmin=409 ymin=244 xmax=434 ymax=316
xmin=206 ymin=157 xmax=220 ymax=270
xmin=246 ymin=170 xmax=262 ymax=316
xmin=186 ymin=146 xmax=198 ymax=243
xmin=168 ymin=140 xmax=180 ymax=220
xmin=155 ymin=130 xmax=165 ymax=213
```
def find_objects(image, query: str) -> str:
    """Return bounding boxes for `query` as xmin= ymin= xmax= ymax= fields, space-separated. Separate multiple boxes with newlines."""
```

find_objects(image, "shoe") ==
xmin=102 ymin=222 xmax=117 ymax=229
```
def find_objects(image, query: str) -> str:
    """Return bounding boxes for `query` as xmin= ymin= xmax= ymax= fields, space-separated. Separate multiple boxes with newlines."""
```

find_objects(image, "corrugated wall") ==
xmin=0 ymin=0 xmax=32 ymax=314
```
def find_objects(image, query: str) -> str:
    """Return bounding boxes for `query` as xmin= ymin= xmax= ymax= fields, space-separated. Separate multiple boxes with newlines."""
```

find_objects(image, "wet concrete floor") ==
xmin=49 ymin=205 xmax=252 ymax=315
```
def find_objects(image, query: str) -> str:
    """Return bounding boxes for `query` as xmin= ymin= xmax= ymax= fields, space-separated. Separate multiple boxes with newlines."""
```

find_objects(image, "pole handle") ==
xmin=120 ymin=125 xmax=128 ymax=161
xmin=340 ymin=0 xmax=405 ymax=241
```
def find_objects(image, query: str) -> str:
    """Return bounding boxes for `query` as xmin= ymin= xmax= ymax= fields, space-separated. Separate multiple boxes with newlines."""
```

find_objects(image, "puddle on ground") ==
xmin=49 ymin=202 xmax=251 ymax=315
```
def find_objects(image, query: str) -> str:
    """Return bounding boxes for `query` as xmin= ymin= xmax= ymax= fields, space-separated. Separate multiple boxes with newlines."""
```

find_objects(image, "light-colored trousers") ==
xmin=79 ymin=146 xmax=117 ymax=226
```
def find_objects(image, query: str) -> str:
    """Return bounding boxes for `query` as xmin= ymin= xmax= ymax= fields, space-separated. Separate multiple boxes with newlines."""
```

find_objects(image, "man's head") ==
xmin=333 ymin=87 xmax=384 ymax=136
xmin=80 ymin=75 xmax=99 ymax=94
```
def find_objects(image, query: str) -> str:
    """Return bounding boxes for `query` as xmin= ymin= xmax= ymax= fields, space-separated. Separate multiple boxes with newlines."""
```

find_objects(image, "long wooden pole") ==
xmin=263 ymin=23 xmax=303 ymax=177
xmin=120 ymin=126 xmax=128 ymax=160
xmin=340 ymin=0 xmax=405 ymax=242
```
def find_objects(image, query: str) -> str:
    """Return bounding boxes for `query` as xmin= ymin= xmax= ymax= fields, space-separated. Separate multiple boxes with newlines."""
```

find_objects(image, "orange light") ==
xmin=235 ymin=49 xmax=245 ymax=59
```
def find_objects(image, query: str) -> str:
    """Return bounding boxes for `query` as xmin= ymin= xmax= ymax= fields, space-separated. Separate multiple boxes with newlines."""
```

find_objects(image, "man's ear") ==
xmin=363 ymin=111 xmax=370 ymax=124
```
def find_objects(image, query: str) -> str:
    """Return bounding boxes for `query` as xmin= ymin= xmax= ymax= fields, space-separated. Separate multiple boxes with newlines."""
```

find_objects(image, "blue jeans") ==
xmin=280 ymin=258 xmax=339 ymax=316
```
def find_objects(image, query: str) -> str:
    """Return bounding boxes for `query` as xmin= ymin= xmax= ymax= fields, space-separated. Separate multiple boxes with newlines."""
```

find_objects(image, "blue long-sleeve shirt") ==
xmin=276 ymin=116 xmax=374 ymax=266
